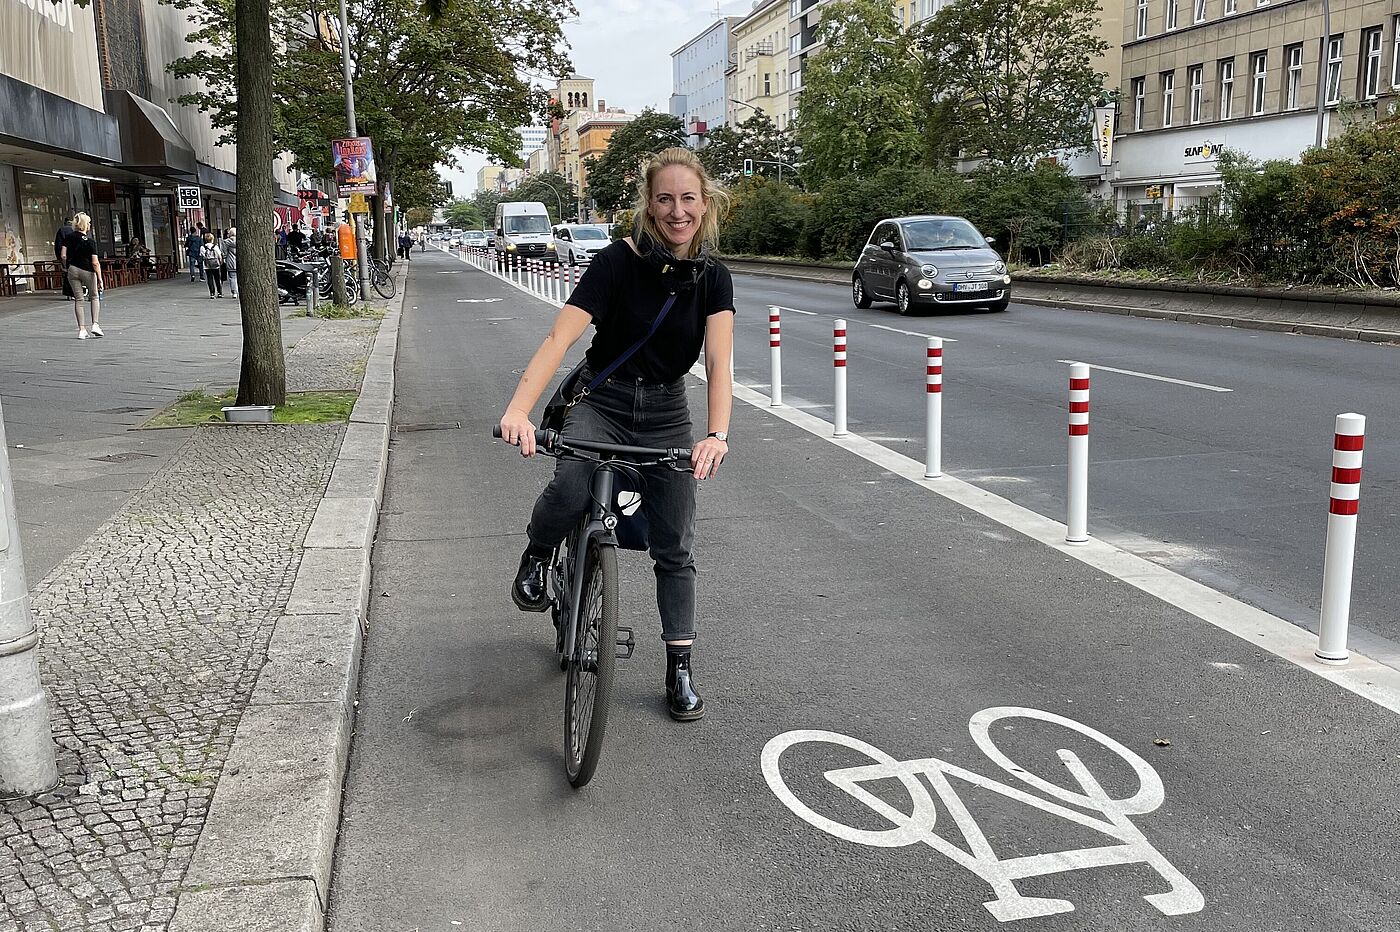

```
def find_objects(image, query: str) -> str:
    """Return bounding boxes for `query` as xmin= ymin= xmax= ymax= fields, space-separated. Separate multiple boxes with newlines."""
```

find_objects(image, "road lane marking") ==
xmin=763 ymin=708 xmax=1203 ymax=922
xmin=1058 ymin=360 xmax=1232 ymax=393
xmin=770 ymin=305 xmax=817 ymax=315
xmin=871 ymin=324 xmax=958 ymax=341
xmin=691 ymin=363 xmax=1400 ymax=716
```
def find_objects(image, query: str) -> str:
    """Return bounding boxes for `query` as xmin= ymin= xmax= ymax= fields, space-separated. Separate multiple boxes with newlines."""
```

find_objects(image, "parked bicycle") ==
xmin=369 ymin=255 xmax=396 ymax=299
xmin=492 ymin=427 xmax=693 ymax=787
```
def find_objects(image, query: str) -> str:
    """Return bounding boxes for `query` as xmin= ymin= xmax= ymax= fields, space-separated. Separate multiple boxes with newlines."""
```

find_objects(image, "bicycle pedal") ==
xmin=615 ymin=626 xmax=635 ymax=660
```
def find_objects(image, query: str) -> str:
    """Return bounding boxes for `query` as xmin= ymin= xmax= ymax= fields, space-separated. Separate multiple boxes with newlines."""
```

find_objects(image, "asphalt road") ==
xmin=727 ymin=272 xmax=1400 ymax=659
xmin=326 ymin=250 xmax=1400 ymax=932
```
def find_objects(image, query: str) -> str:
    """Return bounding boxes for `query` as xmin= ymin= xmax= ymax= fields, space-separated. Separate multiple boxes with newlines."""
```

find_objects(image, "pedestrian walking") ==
xmin=498 ymin=147 xmax=734 ymax=722
xmin=185 ymin=226 xmax=203 ymax=281
xmin=221 ymin=227 xmax=238 ymax=297
xmin=54 ymin=215 xmax=76 ymax=299
xmin=61 ymin=212 xmax=104 ymax=339
xmin=199 ymin=233 xmax=225 ymax=298
xmin=287 ymin=222 xmax=307 ymax=256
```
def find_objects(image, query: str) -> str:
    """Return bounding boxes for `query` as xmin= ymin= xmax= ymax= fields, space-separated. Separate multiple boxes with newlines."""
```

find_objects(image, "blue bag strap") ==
xmin=581 ymin=293 xmax=679 ymax=393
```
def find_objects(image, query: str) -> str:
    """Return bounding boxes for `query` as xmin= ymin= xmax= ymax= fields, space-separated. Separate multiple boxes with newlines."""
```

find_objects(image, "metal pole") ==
xmin=833 ymin=319 xmax=848 ymax=437
xmin=925 ymin=337 xmax=942 ymax=478
xmin=1317 ymin=413 xmax=1364 ymax=664
xmin=1314 ymin=0 xmax=1332 ymax=148
xmin=1066 ymin=363 xmax=1090 ymax=544
xmin=337 ymin=0 xmax=370 ymax=299
xmin=0 ymin=400 xmax=59 ymax=797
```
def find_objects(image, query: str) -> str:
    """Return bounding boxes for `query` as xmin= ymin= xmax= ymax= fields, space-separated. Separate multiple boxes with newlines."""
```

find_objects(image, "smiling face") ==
xmin=648 ymin=164 xmax=708 ymax=255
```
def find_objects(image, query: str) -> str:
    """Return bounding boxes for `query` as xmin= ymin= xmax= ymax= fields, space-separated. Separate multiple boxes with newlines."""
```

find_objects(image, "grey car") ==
xmin=852 ymin=216 xmax=1011 ymax=314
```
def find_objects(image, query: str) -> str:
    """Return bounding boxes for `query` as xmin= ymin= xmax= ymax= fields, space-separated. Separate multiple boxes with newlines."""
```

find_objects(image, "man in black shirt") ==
xmin=54 ymin=216 xmax=75 ymax=298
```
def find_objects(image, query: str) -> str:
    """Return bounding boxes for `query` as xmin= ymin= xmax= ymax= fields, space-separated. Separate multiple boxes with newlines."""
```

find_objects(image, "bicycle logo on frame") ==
xmin=761 ymin=707 xmax=1204 ymax=922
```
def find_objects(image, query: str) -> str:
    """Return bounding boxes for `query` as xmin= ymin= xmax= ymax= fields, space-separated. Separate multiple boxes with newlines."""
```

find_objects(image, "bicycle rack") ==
xmin=615 ymin=626 xmax=635 ymax=660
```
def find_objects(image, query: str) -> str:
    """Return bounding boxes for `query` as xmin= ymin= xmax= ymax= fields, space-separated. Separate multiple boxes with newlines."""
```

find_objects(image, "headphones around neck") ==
xmin=636 ymin=230 xmax=709 ymax=294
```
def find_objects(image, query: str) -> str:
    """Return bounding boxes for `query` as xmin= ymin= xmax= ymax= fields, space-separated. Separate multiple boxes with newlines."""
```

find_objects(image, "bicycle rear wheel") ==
xmin=563 ymin=539 xmax=617 ymax=787
xmin=372 ymin=262 xmax=396 ymax=299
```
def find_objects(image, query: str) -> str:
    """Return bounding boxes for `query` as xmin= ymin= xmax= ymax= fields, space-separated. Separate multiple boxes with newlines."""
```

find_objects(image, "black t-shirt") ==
xmin=63 ymin=231 xmax=98 ymax=270
xmin=566 ymin=240 xmax=735 ymax=384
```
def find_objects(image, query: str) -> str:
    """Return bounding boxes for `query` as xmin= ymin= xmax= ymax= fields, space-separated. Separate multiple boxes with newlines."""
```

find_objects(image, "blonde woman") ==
xmin=498 ymin=147 xmax=734 ymax=721
xmin=60 ymin=212 xmax=103 ymax=339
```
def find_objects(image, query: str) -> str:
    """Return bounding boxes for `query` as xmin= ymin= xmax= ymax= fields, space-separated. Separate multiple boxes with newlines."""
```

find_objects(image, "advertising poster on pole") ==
xmin=333 ymin=137 xmax=377 ymax=195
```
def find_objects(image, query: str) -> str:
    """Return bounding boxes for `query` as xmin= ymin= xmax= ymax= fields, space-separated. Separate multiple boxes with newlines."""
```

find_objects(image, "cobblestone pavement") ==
xmin=0 ymin=317 xmax=381 ymax=931
xmin=285 ymin=320 xmax=380 ymax=393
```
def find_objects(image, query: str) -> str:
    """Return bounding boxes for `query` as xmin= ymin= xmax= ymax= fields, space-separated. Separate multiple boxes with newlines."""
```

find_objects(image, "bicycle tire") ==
xmin=372 ymin=267 xmax=396 ymax=299
xmin=563 ymin=540 xmax=617 ymax=787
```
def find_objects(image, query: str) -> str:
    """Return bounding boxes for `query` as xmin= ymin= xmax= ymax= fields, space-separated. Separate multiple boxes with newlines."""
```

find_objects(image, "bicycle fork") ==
xmin=562 ymin=467 xmax=636 ymax=667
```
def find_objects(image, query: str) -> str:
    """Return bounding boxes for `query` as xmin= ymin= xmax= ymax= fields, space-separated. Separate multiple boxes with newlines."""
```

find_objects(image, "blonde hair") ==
xmin=73 ymin=212 xmax=91 ymax=234
xmin=632 ymin=147 xmax=729 ymax=259
xmin=203 ymin=233 xmax=214 ymax=244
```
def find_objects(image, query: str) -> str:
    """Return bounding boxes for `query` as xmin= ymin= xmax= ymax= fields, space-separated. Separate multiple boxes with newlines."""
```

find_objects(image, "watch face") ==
xmin=711 ymin=431 xmax=728 ymax=442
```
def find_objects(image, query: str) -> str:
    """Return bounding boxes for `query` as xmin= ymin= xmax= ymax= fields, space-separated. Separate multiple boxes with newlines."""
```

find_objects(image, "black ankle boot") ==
xmin=511 ymin=550 xmax=549 ymax=612
xmin=665 ymin=647 xmax=705 ymax=721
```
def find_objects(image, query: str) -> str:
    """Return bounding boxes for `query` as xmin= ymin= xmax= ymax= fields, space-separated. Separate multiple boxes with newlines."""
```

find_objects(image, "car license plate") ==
xmin=954 ymin=282 xmax=990 ymax=293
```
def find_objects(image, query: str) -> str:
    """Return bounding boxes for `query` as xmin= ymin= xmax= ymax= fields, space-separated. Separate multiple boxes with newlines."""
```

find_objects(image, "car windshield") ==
xmin=902 ymin=219 xmax=985 ymax=250
xmin=505 ymin=215 xmax=551 ymax=234
xmin=573 ymin=228 xmax=608 ymax=241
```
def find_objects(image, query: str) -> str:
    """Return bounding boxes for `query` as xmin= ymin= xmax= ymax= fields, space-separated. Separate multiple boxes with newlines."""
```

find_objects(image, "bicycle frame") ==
xmin=560 ymin=464 xmax=620 ymax=661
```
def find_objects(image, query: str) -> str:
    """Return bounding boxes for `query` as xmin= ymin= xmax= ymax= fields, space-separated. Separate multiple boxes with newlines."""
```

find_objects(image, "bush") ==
xmin=720 ymin=178 xmax=812 ymax=257
xmin=800 ymin=166 xmax=967 ymax=260
xmin=609 ymin=210 xmax=635 ymax=241
xmin=963 ymin=160 xmax=1096 ymax=264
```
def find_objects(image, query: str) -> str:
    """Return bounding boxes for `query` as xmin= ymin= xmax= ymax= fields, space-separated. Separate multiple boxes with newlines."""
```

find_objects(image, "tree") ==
xmin=699 ymin=113 xmax=800 ymax=184
xmin=915 ymin=0 xmax=1108 ymax=168
xmin=474 ymin=189 xmax=503 ymax=229
xmin=794 ymin=0 xmax=922 ymax=188
xmin=583 ymin=109 xmax=686 ymax=214
xmin=444 ymin=199 xmax=483 ymax=229
xmin=404 ymin=206 xmax=434 ymax=228
xmin=506 ymin=171 xmax=578 ymax=223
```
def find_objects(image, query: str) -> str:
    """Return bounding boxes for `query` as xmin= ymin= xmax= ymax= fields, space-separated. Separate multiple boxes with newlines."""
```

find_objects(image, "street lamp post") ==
xmin=1314 ymin=0 xmax=1332 ymax=148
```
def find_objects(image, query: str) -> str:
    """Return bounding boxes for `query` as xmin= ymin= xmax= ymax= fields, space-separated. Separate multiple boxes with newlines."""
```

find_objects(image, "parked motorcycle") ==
xmin=276 ymin=249 xmax=358 ymax=305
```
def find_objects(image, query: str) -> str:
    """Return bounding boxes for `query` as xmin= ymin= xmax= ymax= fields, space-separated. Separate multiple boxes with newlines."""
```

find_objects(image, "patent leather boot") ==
xmin=665 ymin=648 xmax=705 ymax=721
xmin=511 ymin=550 xmax=549 ymax=612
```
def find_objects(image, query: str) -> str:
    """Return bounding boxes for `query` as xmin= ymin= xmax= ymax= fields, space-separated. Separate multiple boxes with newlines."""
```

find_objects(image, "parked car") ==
xmin=461 ymin=230 xmax=488 ymax=249
xmin=553 ymin=224 xmax=610 ymax=265
xmin=852 ymin=216 xmax=1010 ymax=315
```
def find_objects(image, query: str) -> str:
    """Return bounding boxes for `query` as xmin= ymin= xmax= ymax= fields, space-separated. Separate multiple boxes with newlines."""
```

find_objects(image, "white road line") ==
xmin=691 ymin=364 xmax=1400 ymax=717
xmin=871 ymin=324 xmax=958 ymax=342
xmin=770 ymin=305 xmax=817 ymax=315
xmin=1059 ymin=360 xmax=1232 ymax=393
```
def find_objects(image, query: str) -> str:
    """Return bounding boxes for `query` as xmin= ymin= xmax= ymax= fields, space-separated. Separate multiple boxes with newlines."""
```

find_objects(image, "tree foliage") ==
xmin=699 ymin=113 xmax=800 ymax=184
xmin=583 ymin=109 xmax=686 ymax=214
xmin=444 ymin=198 xmax=484 ymax=229
xmin=505 ymin=171 xmax=577 ymax=223
xmin=794 ymin=0 xmax=922 ymax=188
xmin=915 ymin=0 xmax=1108 ymax=167
xmin=720 ymin=177 xmax=812 ymax=255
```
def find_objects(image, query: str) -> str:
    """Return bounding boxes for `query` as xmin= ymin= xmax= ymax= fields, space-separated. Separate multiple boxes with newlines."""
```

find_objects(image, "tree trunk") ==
xmin=371 ymin=195 xmax=386 ymax=261
xmin=329 ymin=253 xmax=347 ymax=306
xmin=233 ymin=0 xmax=286 ymax=406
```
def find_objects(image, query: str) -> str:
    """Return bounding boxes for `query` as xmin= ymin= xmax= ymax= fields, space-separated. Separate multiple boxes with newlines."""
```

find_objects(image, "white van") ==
xmin=553 ymin=224 xmax=611 ymax=266
xmin=495 ymin=201 xmax=556 ymax=263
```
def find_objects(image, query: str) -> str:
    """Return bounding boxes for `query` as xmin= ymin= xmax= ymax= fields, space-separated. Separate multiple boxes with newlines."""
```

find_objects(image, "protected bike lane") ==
xmin=326 ymin=249 xmax=1400 ymax=931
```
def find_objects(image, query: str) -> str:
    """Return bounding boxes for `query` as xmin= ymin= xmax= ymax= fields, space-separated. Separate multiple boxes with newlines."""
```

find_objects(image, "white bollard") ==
xmin=1066 ymin=363 xmax=1090 ymax=544
xmin=769 ymin=307 xmax=783 ymax=406
xmin=925 ymin=337 xmax=943 ymax=478
xmin=553 ymin=265 xmax=562 ymax=304
xmin=833 ymin=319 xmax=848 ymax=437
xmin=1316 ymin=413 xmax=1365 ymax=664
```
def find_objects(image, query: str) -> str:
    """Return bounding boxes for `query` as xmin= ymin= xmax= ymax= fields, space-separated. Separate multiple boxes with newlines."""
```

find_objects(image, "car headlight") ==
xmin=994 ymin=260 xmax=1007 ymax=274
xmin=917 ymin=278 xmax=933 ymax=290
xmin=920 ymin=264 xmax=938 ymax=277
xmin=506 ymin=243 xmax=516 ymax=251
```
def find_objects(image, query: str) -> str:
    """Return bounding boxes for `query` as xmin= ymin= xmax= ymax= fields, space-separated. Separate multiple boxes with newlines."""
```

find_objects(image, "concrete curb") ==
xmin=168 ymin=279 xmax=405 ymax=932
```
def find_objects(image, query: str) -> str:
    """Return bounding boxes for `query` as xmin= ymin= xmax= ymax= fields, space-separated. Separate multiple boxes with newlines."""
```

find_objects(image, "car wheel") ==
xmin=852 ymin=274 xmax=872 ymax=309
xmin=569 ymin=252 xmax=577 ymax=267
xmin=987 ymin=295 xmax=1010 ymax=312
xmin=896 ymin=281 xmax=912 ymax=316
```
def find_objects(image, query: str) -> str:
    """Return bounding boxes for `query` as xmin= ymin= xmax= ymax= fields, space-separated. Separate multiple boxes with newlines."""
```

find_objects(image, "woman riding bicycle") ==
xmin=498 ymin=147 xmax=734 ymax=722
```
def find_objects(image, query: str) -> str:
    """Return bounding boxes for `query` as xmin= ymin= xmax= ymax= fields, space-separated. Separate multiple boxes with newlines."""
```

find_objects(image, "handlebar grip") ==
xmin=492 ymin=426 xmax=558 ymax=450
xmin=491 ymin=426 xmax=502 ymax=438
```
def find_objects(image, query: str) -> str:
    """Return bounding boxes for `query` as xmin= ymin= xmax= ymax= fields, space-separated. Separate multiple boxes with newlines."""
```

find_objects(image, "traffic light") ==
xmin=743 ymin=158 xmax=754 ymax=177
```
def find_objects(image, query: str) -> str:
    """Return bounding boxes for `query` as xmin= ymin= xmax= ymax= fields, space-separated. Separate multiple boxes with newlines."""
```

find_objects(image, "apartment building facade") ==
xmin=671 ymin=17 xmax=742 ymax=142
xmin=731 ymin=0 xmax=793 ymax=128
xmin=1113 ymin=0 xmax=1400 ymax=219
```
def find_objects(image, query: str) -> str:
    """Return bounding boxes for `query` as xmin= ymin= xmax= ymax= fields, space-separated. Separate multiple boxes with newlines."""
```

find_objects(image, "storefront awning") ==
xmin=105 ymin=90 xmax=197 ymax=179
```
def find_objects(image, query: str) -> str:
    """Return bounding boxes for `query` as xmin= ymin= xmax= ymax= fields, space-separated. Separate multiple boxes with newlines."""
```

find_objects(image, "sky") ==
xmin=437 ymin=0 xmax=753 ymax=199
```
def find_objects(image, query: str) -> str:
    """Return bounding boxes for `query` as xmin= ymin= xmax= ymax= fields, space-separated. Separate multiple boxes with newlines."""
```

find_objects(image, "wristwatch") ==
xmin=707 ymin=431 xmax=728 ymax=442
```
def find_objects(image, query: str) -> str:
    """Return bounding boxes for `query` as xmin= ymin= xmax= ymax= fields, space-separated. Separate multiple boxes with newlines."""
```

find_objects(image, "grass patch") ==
xmin=287 ymin=303 xmax=385 ymax=319
xmin=143 ymin=389 xmax=359 ymax=427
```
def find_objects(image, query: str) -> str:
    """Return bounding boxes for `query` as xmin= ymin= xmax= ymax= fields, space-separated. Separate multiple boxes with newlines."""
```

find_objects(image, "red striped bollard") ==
xmin=925 ymin=337 xmax=942 ymax=478
xmin=1066 ymin=363 xmax=1090 ymax=543
xmin=833 ymin=319 xmax=848 ymax=437
xmin=769 ymin=307 xmax=783 ymax=406
xmin=1317 ymin=413 xmax=1365 ymax=664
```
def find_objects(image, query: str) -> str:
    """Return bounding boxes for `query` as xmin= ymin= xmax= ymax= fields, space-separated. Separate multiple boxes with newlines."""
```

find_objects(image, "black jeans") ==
xmin=527 ymin=368 xmax=698 ymax=642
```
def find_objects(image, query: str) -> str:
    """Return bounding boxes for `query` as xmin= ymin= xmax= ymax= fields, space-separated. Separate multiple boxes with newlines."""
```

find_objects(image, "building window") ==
xmin=1326 ymin=35 xmax=1343 ymax=104
xmin=1136 ymin=0 xmax=1148 ymax=38
xmin=1251 ymin=52 xmax=1267 ymax=114
xmin=764 ymin=73 xmax=771 ymax=95
xmin=790 ymin=0 xmax=800 ymax=18
xmin=1224 ymin=0 xmax=1236 ymax=12
xmin=790 ymin=34 xmax=801 ymax=55
xmin=1161 ymin=71 xmax=1175 ymax=126
xmin=1285 ymin=44 xmax=1303 ymax=109
xmin=1194 ymin=0 xmax=1206 ymax=22
xmin=1165 ymin=0 xmax=1177 ymax=30
xmin=1219 ymin=59 xmax=1234 ymax=119
xmin=1362 ymin=27 xmax=1383 ymax=99
xmin=791 ymin=68 xmax=802 ymax=91
xmin=1132 ymin=76 xmax=1146 ymax=130
xmin=1393 ymin=15 xmax=1400 ymax=89
xmin=1188 ymin=64 xmax=1203 ymax=122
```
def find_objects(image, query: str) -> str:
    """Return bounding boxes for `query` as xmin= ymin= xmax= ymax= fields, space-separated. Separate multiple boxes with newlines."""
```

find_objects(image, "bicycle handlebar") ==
xmin=493 ymin=426 xmax=692 ymax=464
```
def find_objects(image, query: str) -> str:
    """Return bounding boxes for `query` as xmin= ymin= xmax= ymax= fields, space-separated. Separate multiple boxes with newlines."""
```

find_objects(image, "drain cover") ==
xmin=395 ymin=422 xmax=462 ymax=432
xmin=90 ymin=451 xmax=159 ymax=463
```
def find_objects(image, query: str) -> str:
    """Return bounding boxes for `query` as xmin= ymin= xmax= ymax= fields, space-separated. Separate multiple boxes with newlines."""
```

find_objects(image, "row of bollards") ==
xmin=454 ymin=245 xmax=580 ymax=307
xmin=766 ymin=304 xmax=1368 ymax=666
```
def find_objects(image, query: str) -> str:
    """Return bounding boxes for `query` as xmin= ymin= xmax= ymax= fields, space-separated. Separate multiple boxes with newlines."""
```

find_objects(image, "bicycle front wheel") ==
xmin=372 ymin=263 xmax=396 ymax=299
xmin=563 ymin=540 xmax=617 ymax=788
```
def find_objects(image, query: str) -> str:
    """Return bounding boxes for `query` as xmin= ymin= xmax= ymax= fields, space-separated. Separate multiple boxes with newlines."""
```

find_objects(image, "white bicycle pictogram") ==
xmin=761 ymin=707 xmax=1205 ymax=922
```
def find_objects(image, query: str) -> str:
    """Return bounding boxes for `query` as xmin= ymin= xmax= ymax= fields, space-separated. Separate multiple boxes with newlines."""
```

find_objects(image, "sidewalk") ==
xmin=0 ymin=265 xmax=406 ymax=930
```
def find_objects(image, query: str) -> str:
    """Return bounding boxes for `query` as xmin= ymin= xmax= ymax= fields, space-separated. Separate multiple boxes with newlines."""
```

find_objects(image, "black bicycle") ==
xmin=493 ymin=427 xmax=692 ymax=787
